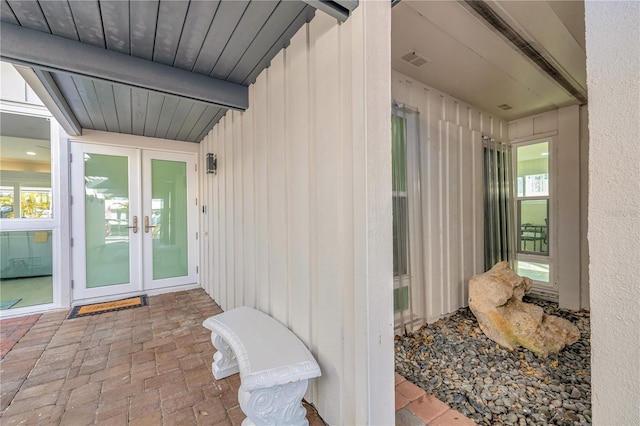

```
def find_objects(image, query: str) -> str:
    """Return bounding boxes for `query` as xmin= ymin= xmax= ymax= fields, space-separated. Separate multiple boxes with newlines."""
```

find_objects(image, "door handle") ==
xmin=144 ymin=216 xmax=156 ymax=233
xmin=128 ymin=216 xmax=138 ymax=233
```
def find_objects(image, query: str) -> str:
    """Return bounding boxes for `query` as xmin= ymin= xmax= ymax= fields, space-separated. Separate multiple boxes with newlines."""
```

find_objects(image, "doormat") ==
xmin=68 ymin=295 xmax=148 ymax=319
xmin=0 ymin=299 xmax=21 ymax=310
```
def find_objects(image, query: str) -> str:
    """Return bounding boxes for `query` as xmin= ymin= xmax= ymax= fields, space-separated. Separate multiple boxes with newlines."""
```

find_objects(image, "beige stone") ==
xmin=468 ymin=262 xmax=580 ymax=357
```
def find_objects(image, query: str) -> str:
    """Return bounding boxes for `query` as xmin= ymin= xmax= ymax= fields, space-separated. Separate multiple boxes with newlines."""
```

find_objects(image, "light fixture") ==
xmin=206 ymin=153 xmax=217 ymax=175
xmin=26 ymin=151 xmax=36 ymax=156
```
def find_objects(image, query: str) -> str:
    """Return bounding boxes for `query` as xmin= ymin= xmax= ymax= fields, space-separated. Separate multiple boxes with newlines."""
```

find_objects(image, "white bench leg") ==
xmin=211 ymin=334 xmax=239 ymax=379
xmin=238 ymin=380 xmax=309 ymax=426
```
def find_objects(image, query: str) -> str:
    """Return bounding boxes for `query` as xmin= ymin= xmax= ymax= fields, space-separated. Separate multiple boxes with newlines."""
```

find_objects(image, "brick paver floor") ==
xmin=0 ymin=314 xmax=40 ymax=359
xmin=0 ymin=289 xmax=325 ymax=425
xmin=395 ymin=373 xmax=477 ymax=426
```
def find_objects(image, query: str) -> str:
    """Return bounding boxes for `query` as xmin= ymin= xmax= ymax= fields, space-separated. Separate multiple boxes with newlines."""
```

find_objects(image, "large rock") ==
xmin=468 ymin=261 xmax=580 ymax=357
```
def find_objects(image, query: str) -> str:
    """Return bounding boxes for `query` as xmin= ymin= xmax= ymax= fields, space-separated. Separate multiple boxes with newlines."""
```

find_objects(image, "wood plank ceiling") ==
xmin=0 ymin=0 xmax=316 ymax=142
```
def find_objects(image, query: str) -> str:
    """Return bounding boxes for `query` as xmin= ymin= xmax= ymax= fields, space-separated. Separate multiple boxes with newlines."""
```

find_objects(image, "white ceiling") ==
xmin=391 ymin=0 xmax=586 ymax=121
xmin=0 ymin=112 xmax=51 ymax=162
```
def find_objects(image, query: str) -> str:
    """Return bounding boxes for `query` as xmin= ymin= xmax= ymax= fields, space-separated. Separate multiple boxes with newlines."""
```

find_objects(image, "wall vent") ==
xmin=497 ymin=104 xmax=513 ymax=110
xmin=401 ymin=51 xmax=430 ymax=67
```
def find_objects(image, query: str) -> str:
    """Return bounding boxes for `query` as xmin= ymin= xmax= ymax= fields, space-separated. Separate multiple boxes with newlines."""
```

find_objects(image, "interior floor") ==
xmin=0 ymin=276 xmax=53 ymax=309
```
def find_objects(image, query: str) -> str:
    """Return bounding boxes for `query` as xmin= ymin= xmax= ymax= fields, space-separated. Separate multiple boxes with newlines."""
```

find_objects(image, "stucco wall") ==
xmin=198 ymin=3 xmax=393 ymax=425
xmin=585 ymin=1 xmax=640 ymax=424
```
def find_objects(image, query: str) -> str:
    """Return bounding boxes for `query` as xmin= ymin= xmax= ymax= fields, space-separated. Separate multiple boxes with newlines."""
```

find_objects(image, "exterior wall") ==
xmin=585 ymin=1 xmax=640 ymax=424
xmin=391 ymin=71 xmax=506 ymax=323
xmin=199 ymin=4 xmax=393 ymax=425
xmin=509 ymin=106 xmax=587 ymax=310
xmin=0 ymin=62 xmax=43 ymax=106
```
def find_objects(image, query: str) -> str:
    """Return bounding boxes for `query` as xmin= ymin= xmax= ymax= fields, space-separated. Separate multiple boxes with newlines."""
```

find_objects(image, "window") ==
xmin=514 ymin=141 xmax=551 ymax=284
xmin=391 ymin=104 xmax=423 ymax=327
xmin=392 ymin=114 xmax=409 ymax=278
xmin=0 ymin=112 xmax=52 ymax=219
xmin=0 ymin=111 xmax=56 ymax=310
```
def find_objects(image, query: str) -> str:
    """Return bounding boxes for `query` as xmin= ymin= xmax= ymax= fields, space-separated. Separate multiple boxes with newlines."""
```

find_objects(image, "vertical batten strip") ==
xmin=233 ymin=110 xmax=244 ymax=309
xmin=267 ymin=51 xmax=288 ymax=323
xmin=218 ymin=117 xmax=228 ymax=310
xmin=338 ymin=19 xmax=356 ymax=426
xmin=243 ymin=86 xmax=256 ymax=309
xmin=253 ymin=71 xmax=270 ymax=314
xmin=310 ymin=12 xmax=343 ymax=420
xmin=306 ymin=19 xmax=319 ymax=404
xmin=225 ymin=114 xmax=235 ymax=309
xmin=286 ymin=24 xmax=312 ymax=349
xmin=213 ymin=124 xmax=221 ymax=303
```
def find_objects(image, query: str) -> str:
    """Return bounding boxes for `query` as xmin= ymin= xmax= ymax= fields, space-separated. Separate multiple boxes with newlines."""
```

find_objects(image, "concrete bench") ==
xmin=202 ymin=306 xmax=321 ymax=426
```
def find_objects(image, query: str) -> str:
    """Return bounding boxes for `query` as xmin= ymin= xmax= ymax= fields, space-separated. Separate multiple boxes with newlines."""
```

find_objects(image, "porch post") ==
xmin=351 ymin=0 xmax=394 ymax=424
xmin=585 ymin=1 xmax=640 ymax=424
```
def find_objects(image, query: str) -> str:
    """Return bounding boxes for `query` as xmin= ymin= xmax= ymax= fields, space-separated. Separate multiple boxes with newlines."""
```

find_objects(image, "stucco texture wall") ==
xmin=585 ymin=1 xmax=640 ymax=424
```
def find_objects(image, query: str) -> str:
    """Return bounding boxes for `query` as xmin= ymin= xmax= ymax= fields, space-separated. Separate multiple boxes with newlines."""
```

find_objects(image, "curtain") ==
xmin=483 ymin=136 xmax=516 ymax=270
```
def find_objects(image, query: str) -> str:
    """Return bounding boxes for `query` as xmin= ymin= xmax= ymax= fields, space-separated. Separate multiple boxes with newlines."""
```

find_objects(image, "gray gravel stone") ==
xmin=395 ymin=297 xmax=591 ymax=425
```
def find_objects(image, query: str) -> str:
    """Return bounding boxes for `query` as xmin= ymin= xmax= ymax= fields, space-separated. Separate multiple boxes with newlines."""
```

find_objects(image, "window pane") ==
xmin=85 ymin=154 xmax=131 ymax=288
xmin=0 ymin=112 xmax=52 ymax=219
xmin=393 ymin=196 xmax=408 ymax=276
xmin=519 ymin=199 xmax=549 ymax=255
xmin=516 ymin=142 xmax=548 ymax=197
xmin=151 ymin=159 xmax=188 ymax=280
xmin=392 ymin=115 xmax=407 ymax=192
xmin=516 ymin=260 xmax=549 ymax=284
xmin=0 ymin=230 xmax=53 ymax=309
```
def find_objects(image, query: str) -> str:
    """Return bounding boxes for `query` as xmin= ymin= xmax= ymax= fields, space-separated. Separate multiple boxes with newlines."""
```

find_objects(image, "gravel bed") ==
xmin=395 ymin=298 xmax=591 ymax=425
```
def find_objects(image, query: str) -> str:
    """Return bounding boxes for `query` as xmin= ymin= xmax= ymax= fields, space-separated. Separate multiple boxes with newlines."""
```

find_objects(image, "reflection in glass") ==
xmin=0 ymin=231 xmax=53 ymax=309
xmin=0 ymin=112 xmax=52 ymax=219
xmin=151 ymin=159 xmax=188 ymax=280
xmin=516 ymin=142 xmax=549 ymax=198
xmin=84 ymin=154 xmax=130 ymax=288
xmin=392 ymin=114 xmax=408 ymax=277
xmin=519 ymin=200 xmax=549 ymax=255
xmin=516 ymin=260 xmax=549 ymax=283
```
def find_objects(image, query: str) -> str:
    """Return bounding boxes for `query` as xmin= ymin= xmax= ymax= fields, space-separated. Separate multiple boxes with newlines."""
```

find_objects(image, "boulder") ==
xmin=468 ymin=261 xmax=580 ymax=357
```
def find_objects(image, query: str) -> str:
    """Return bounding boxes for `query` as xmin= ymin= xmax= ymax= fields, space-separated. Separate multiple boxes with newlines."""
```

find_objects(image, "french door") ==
xmin=71 ymin=143 xmax=197 ymax=301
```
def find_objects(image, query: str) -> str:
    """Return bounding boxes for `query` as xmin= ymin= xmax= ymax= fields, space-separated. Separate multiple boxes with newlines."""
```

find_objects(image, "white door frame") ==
xmin=70 ymin=143 xmax=142 ymax=301
xmin=70 ymin=136 xmax=199 ymax=304
xmin=141 ymin=149 xmax=198 ymax=290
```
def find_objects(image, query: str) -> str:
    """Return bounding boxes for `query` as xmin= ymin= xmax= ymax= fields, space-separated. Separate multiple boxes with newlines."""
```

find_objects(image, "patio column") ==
xmin=585 ymin=1 xmax=640 ymax=424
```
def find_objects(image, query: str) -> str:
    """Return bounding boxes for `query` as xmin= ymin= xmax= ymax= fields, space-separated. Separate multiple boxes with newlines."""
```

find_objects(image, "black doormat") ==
xmin=68 ymin=295 xmax=148 ymax=319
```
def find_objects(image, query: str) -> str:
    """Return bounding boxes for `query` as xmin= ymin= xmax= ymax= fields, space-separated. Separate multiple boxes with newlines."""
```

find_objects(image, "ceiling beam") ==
xmin=0 ymin=23 xmax=248 ymax=111
xmin=462 ymin=0 xmax=587 ymax=105
xmin=301 ymin=0 xmax=358 ymax=22
xmin=13 ymin=65 xmax=82 ymax=136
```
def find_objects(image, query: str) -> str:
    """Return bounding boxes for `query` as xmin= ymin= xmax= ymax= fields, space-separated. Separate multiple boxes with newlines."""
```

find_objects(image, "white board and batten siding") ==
xmin=199 ymin=4 xmax=393 ymax=425
xmin=0 ymin=62 xmax=44 ymax=107
xmin=391 ymin=70 xmax=507 ymax=324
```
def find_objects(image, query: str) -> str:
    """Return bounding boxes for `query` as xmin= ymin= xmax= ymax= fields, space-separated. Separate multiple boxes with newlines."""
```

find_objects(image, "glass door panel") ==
xmin=142 ymin=151 xmax=196 ymax=289
xmin=71 ymin=144 xmax=141 ymax=300
xmin=85 ymin=154 xmax=131 ymax=288
xmin=150 ymin=159 xmax=188 ymax=280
